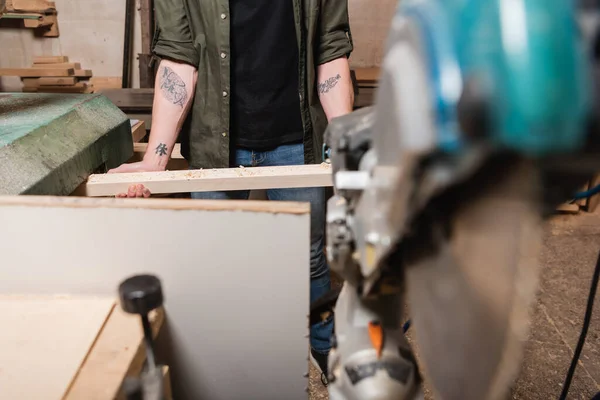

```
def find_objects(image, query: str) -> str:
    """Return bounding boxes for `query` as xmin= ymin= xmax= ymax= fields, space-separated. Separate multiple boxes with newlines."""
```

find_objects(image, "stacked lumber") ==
xmin=352 ymin=67 xmax=380 ymax=89
xmin=0 ymin=55 xmax=95 ymax=93
xmin=0 ymin=0 xmax=59 ymax=37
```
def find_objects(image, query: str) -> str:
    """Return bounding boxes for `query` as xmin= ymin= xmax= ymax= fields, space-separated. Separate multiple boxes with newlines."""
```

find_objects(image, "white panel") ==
xmin=0 ymin=197 xmax=311 ymax=400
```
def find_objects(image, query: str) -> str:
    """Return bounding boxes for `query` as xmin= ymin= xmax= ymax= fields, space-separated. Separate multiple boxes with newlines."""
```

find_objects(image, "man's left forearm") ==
xmin=317 ymin=56 xmax=354 ymax=121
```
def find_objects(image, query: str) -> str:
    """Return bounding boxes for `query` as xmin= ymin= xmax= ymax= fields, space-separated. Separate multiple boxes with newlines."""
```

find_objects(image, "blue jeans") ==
xmin=190 ymin=142 xmax=333 ymax=354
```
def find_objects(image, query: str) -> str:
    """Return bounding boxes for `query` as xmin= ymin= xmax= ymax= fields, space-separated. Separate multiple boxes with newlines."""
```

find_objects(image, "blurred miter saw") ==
xmin=324 ymin=0 xmax=600 ymax=399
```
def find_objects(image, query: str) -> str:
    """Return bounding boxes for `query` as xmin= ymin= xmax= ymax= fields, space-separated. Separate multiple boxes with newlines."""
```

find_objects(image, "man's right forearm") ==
xmin=143 ymin=59 xmax=198 ymax=169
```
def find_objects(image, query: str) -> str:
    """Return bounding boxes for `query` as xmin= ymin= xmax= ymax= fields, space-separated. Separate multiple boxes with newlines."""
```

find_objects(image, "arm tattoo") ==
xmin=159 ymin=66 xmax=188 ymax=107
xmin=155 ymin=143 xmax=168 ymax=156
xmin=318 ymin=74 xmax=341 ymax=95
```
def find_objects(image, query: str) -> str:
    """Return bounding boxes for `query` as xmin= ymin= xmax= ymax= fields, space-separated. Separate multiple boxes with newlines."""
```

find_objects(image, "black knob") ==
xmin=119 ymin=274 xmax=163 ymax=315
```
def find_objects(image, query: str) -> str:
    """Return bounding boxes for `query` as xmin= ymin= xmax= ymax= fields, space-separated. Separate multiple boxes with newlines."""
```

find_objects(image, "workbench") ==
xmin=0 ymin=295 xmax=169 ymax=400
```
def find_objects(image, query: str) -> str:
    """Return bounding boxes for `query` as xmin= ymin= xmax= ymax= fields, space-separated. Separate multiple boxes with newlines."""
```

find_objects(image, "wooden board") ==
xmin=22 ymin=76 xmax=78 ymax=86
xmin=33 ymin=55 xmax=68 ymax=64
xmin=7 ymin=0 xmax=56 ymax=13
xmin=32 ymin=62 xmax=81 ymax=69
xmin=38 ymin=76 xmax=77 ymax=85
xmin=83 ymin=163 xmax=333 ymax=196
xmin=33 ymin=82 xmax=93 ymax=93
xmin=64 ymin=307 xmax=165 ymax=400
xmin=354 ymin=67 xmax=380 ymax=84
xmin=90 ymin=76 xmax=121 ymax=91
xmin=74 ymin=69 xmax=92 ymax=77
xmin=0 ymin=295 xmax=115 ymax=400
xmin=0 ymin=195 xmax=310 ymax=399
xmin=130 ymin=120 xmax=146 ymax=142
xmin=0 ymin=67 xmax=73 ymax=76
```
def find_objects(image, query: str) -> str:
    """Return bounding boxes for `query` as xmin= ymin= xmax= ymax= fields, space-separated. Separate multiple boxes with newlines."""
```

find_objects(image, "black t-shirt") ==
xmin=229 ymin=0 xmax=304 ymax=150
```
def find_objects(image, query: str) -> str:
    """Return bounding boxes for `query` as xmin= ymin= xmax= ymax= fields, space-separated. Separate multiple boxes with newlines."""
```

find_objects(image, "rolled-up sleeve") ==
xmin=152 ymin=0 xmax=199 ymax=67
xmin=318 ymin=0 xmax=354 ymax=65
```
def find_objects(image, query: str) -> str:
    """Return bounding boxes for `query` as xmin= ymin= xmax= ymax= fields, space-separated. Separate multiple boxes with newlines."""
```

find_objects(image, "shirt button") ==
xmin=222 ymin=91 xmax=228 ymax=97
xmin=220 ymin=13 xmax=227 ymax=19
xmin=222 ymin=132 xmax=227 ymax=137
xmin=220 ymin=52 xmax=227 ymax=59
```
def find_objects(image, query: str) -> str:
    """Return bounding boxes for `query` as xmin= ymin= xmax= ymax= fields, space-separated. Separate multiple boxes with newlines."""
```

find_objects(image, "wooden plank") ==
xmin=0 ymin=295 xmax=115 ymax=400
xmin=0 ymin=67 xmax=73 ymax=76
xmin=35 ymin=83 xmax=93 ymax=93
xmin=134 ymin=142 xmax=182 ymax=159
xmin=90 ymin=76 xmax=121 ymax=91
xmin=131 ymin=120 xmax=146 ymax=142
xmin=354 ymin=67 xmax=380 ymax=84
xmin=21 ymin=77 xmax=39 ymax=87
xmin=83 ymin=164 xmax=333 ymax=197
xmin=8 ymin=0 xmax=56 ymax=13
xmin=74 ymin=69 xmax=93 ymax=77
xmin=32 ymin=62 xmax=81 ymax=69
xmin=23 ymin=76 xmax=78 ymax=87
xmin=38 ymin=76 xmax=77 ymax=85
xmin=64 ymin=307 xmax=165 ymax=400
xmin=33 ymin=55 xmax=69 ymax=64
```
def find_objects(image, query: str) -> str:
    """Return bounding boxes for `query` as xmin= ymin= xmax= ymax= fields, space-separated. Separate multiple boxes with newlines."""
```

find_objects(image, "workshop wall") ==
xmin=0 ymin=0 xmax=395 ymax=91
xmin=0 ymin=0 xmax=141 ymax=91
xmin=348 ymin=0 xmax=397 ymax=67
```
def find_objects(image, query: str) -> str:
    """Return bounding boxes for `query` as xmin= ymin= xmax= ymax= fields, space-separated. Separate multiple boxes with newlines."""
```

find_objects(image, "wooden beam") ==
xmin=32 ymin=55 xmax=68 ymax=64
xmin=37 ymin=76 xmax=77 ymax=85
xmin=74 ymin=69 xmax=92 ymax=77
xmin=90 ymin=76 xmax=121 ymax=91
xmin=353 ymin=67 xmax=380 ymax=84
xmin=0 ymin=67 xmax=73 ymax=77
xmin=83 ymin=164 xmax=333 ymax=197
xmin=130 ymin=120 xmax=146 ymax=142
xmin=7 ymin=0 xmax=56 ymax=13
xmin=32 ymin=62 xmax=80 ymax=69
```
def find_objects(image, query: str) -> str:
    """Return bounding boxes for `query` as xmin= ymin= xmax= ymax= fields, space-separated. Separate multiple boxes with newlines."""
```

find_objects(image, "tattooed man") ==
xmin=109 ymin=0 xmax=354 ymax=382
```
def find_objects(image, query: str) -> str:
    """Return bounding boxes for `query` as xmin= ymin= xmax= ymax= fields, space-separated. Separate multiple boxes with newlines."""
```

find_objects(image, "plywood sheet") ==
xmin=0 ymin=295 xmax=115 ymax=400
xmin=0 ymin=195 xmax=311 ymax=400
xmin=64 ymin=307 xmax=164 ymax=400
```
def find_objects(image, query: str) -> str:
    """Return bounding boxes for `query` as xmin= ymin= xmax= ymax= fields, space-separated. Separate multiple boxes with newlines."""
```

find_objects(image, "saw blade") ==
xmin=405 ymin=160 xmax=542 ymax=400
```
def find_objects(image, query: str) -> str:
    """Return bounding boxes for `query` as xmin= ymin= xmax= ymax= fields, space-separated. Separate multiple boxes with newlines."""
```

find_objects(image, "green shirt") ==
xmin=152 ymin=0 xmax=353 ymax=168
